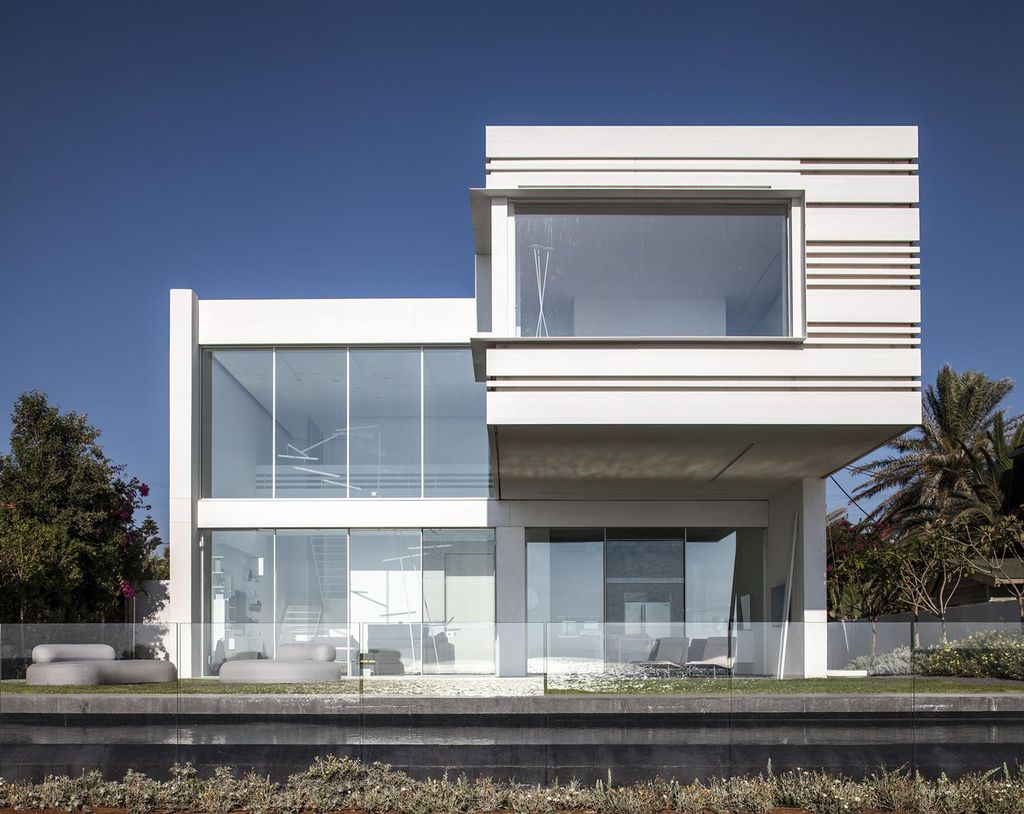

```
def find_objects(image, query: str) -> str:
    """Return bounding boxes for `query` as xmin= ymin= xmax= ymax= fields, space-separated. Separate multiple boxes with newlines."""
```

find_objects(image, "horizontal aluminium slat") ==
xmin=487 ymin=158 xmax=917 ymax=172
xmin=485 ymin=347 xmax=921 ymax=378
xmin=805 ymin=206 xmax=920 ymax=242
xmin=486 ymin=172 xmax=918 ymax=204
xmin=488 ymin=378 xmax=920 ymax=391
xmin=485 ymin=126 xmax=919 ymax=160
xmin=806 ymin=287 xmax=921 ymax=323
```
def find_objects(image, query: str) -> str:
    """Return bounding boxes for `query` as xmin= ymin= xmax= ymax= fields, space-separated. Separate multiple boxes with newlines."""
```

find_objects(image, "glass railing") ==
xmin=4 ymin=621 xmax=1024 ymax=695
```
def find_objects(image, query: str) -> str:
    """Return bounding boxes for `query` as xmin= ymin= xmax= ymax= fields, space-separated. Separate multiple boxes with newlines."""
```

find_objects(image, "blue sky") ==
xmin=2 ymin=0 xmax=1022 ymax=535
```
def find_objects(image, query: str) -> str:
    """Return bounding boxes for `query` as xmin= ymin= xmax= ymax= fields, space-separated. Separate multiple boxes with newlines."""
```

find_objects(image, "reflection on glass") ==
xmin=422 ymin=529 xmax=495 ymax=673
xmin=423 ymin=349 xmax=490 ymax=497
xmin=516 ymin=205 xmax=789 ymax=338
xmin=349 ymin=350 xmax=421 ymax=497
xmin=203 ymin=351 xmax=273 ymax=497
xmin=527 ymin=529 xmax=604 ymax=665
xmin=209 ymin=530 xmax=275 ymax=670
xmin=275 ymin=351 xmax=347 ymax=497
xmin=606 ymin=530 xmax=685 ymax=645
xmin=350 ymin=530 xmax=422 ymax=671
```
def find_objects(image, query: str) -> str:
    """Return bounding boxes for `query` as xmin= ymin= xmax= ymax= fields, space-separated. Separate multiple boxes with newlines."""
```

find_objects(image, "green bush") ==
xmin=914 ymin=630 xmax=1024 ymax=681
xmin=5 ymin=757 xmax=1024 ymax=814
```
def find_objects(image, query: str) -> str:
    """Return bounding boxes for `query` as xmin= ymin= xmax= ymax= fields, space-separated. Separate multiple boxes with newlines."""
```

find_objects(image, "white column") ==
xmin=168 ymin=289 xmax=202 ymax=677
xmin=800 ymin=476 xmax=828 ymax=677
xmin=495 ymin=525 xmax=527 ymax=676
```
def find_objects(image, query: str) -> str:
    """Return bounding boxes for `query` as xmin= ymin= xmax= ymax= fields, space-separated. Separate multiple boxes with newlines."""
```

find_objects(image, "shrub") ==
xmin=5 ymin=757 xmax=1024 ymax=813
xmin=914 ymin=630 xmax=1024 ymax=681
xmin=847 ymin=645 xmax=913 ymax=675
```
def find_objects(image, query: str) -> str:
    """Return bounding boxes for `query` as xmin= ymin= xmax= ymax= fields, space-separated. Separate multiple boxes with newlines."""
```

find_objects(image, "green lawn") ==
xmin=546 ymin=675 xmax=1024 ymax=695
xmin=3 ymin=675 xmax=1024 ymax=696
xmin=0 ymin=678 xmax=360 ymax=695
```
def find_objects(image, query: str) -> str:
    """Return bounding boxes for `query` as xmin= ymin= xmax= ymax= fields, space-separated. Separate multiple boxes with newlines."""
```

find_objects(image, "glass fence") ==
xmin=3 ymin=621 xmax=1024 ymax=693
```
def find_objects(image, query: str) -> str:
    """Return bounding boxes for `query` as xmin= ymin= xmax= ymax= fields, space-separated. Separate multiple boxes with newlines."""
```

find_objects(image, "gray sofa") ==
xmin=26 ymin=644 xmax=177 ymax=686
xmin=218 ymin=642 xmax=342 ymax=683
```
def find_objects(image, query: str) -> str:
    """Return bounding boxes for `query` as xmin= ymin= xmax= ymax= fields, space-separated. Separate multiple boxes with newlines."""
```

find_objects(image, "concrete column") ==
xmin=495 ymin=525 xmax=527 ymax=676
xmin=168 ymin=289 xmax=201 ymax=677
xmin=800 ymin=476 xmax=828 ymax=677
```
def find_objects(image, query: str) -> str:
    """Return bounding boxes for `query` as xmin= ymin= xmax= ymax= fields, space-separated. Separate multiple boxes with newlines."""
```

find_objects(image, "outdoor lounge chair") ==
xmin=639 ymin=636 xmax=690 ymax=667
xmin=685 ymin=636 xmax=734 ymax=674
xmin=26 ymin=644 xmax=177 ymax=686
xmin=218 ymin=642 xmax=342 ymax=683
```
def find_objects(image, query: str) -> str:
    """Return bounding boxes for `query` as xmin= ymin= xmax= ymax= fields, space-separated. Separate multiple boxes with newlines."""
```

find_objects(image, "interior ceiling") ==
xmin=493 ymin=425 xmax=908 ymax=500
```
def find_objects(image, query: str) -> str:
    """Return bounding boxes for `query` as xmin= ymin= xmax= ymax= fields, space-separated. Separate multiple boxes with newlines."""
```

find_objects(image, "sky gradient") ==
xmin=2 ymin=0 xmax=1023 ymax=535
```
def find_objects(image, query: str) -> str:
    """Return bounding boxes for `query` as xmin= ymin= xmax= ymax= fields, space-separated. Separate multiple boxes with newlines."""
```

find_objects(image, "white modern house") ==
xmin=168 ymin=126 xmax=921 ymax=679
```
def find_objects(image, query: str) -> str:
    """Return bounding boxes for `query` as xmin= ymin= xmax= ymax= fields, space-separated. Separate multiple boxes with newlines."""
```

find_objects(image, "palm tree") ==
xmin=852 ymin=365 xmax=1020 ymax=531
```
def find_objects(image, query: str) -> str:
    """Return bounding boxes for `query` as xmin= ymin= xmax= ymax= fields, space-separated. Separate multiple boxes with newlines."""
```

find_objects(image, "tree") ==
xmin=0 ymin=392 xmax=160 ymax=623
xmin=959 ymin=516 xmax=1024 ymax=629
xmin=853 ymin=365 xmax=1021 ymax=533
xmin=826 ymin=512 xmax=902 ymax=654
xmin=894 ymin=519 xmax=975 ymax=643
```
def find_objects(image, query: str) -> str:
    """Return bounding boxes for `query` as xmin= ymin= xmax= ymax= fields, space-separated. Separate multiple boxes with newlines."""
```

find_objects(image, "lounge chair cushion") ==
xmin=648 ymin=637 xmax=689 ymax=666
xmin=218 ymin=659 xmax=342 ymax=683
xmin=27 ymin=659 xmax=176 ymax=686
xmin=31 ymin=644 xmax=116 ymax=663
xmin=687 ymin=636 xmax=733 ymax=669
xmin=276 ymin=643 xmax=337 ymax=662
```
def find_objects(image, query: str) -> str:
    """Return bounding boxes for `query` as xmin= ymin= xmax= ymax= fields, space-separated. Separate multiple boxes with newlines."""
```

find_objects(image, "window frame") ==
xmin=507 ymin=197 xmax=803 ymax=340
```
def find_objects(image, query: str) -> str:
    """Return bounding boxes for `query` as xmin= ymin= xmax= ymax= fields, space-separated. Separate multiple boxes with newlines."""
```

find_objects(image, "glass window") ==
xmin=349 ymin=350 xmax=421 ymax=497
xmin=422 ymin=529 xmax=495 ymax=673
xmin=275 ymin=351 xmax=347 ymax=498
xmin=350 ymin=529 xmax=422 ymax=667
xmin=274 ymin=529 xmax=349 ymax=631
xmin=423 ymin=349 xmax=490 ymax=497
xmin=203 ymin=351 xmax=273 ymax=497
xmin=515 ymin=205 xmax=789 ymax=338
xmin=208 ymin=530 xmax=275 ymax=668
xmin=605 ymin=530 xmax=685 ymax=640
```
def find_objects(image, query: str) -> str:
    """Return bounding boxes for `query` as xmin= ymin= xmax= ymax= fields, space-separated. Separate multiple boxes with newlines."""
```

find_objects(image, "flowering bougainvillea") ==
xmin=0 ymin=392 xmax=164 ymax=623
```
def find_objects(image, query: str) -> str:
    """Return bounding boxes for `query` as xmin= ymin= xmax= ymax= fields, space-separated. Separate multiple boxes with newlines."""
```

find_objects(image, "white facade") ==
xmin=169 ymin=126 xmax=920 ymax=679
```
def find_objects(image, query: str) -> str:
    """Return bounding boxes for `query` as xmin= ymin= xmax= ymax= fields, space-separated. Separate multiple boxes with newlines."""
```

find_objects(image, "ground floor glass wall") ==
xmin=206 ymin=528 xmax=495 ymax=676
xmin=526 ymin=527 xmax=765 ymax=672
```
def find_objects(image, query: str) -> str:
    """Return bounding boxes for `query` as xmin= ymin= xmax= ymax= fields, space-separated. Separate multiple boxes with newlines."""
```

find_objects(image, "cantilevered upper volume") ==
xmin=468 ymin=126 xmax=920 ymax=499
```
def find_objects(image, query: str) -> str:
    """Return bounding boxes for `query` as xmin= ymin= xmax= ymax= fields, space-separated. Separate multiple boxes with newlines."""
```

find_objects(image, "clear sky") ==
xmin=2 ymin=0 xmax=1022 ymax=536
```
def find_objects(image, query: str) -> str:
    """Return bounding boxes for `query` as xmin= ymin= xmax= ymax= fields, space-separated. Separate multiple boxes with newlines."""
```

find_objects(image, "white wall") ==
xmin=476 ymin=125 xmax=921 ymax=433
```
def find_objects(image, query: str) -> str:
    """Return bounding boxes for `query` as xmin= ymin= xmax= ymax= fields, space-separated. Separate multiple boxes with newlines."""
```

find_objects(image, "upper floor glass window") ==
xmin=515 ymin=204 xmax=789 ymax=338
xmin=202 ymin=347 xmax=490 ymax=499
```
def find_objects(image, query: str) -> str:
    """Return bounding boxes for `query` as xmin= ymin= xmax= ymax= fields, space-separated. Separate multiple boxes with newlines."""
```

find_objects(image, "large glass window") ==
xmin=605 ymin=529 xmax=685 ymax=640
xmin=275 ymin=351 xmax=347 ymax=497
xmin=349 ymin=350 xmax=422 ymax=498
xmin=350 ymin=529 xmax=423 ymax=663
xmin=422 ymin=529 xmax=495 ymax=673
xmin=208 ymin=530 xmax=275 ymax=664
xmin=201 ymin=347 xmax=490 ymax=499
xmin=423 ymin=349 xmax=490 ymax=497
xmin=515 ymin=205 xmax=789 ymax=338
xmin=203 ymin=351 xmax=273 ymax=497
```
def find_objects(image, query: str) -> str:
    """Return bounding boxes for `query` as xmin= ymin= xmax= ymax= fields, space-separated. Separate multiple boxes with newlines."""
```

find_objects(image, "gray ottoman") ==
xmin=219 ymin=641 xmax=343 ymax=683
xmin=26 ymin=644 xmax=177 ymax=686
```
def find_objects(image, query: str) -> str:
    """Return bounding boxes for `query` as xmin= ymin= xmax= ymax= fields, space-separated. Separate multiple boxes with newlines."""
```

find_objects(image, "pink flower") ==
xmin=139 ymin=483 xmax=150 ymax=498
xmin=120 ymin=579 xmax=136 ymax=599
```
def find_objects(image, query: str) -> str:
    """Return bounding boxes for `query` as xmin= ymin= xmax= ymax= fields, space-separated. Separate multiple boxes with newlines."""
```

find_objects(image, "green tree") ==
xmin=0 ymin=392 xmax=160 ymax=623
xmin=853 ymin=365 xmax=1021 ymax=533
xmin=894 ymin=519 xmax=975 ymax=643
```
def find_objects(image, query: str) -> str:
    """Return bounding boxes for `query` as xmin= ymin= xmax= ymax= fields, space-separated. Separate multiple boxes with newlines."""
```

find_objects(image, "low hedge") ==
xmin=5 ymin=756 xmax=1024 ymax=814
xmin=914 ymin=630 xmax=1024 ymax=681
